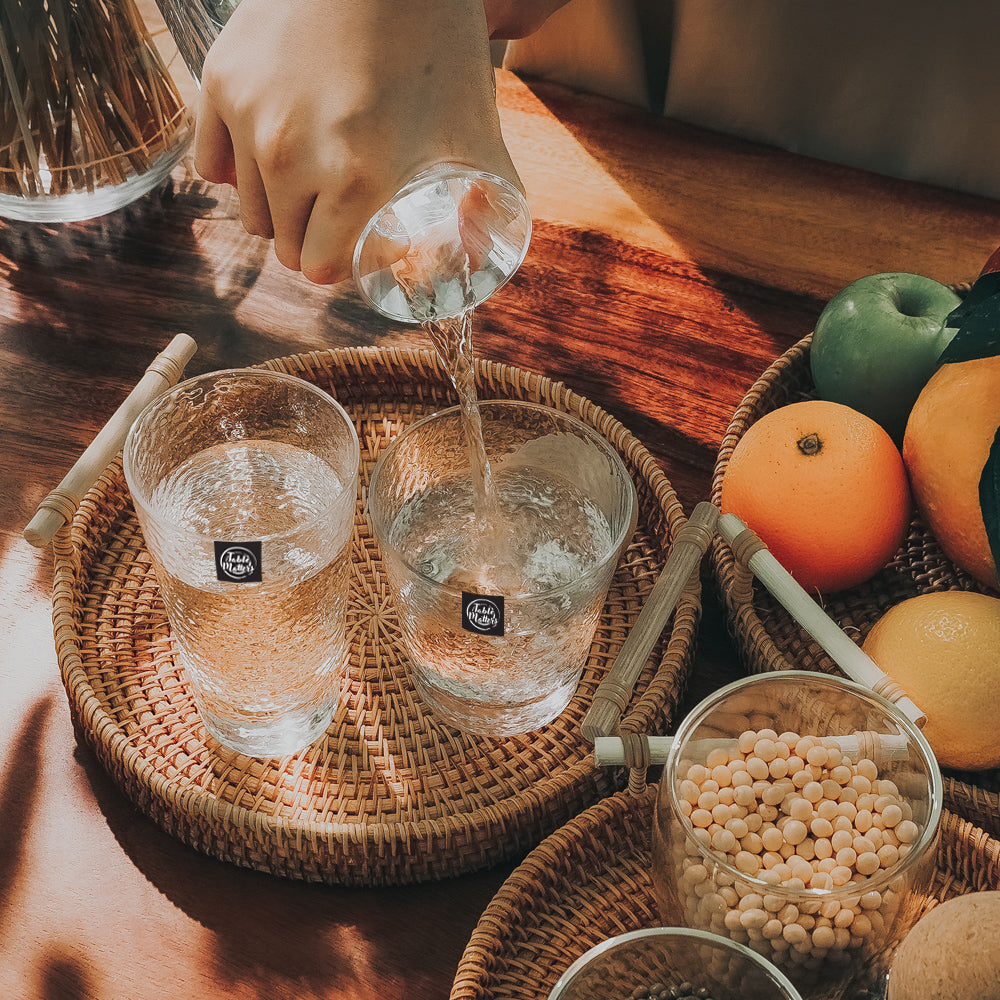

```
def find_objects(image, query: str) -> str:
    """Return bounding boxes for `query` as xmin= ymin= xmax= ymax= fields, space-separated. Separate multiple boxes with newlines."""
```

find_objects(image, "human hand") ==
xmin=194 ymin=0 xmax=521 ymax=286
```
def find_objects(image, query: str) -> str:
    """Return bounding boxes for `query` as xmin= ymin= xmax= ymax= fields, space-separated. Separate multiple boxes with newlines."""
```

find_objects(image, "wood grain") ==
xmin=2 ymin=68 xmax=999 ymax=1000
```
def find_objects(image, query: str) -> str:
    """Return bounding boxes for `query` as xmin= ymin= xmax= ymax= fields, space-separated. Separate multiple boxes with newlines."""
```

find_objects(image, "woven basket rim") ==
xmin=708 ymin=332 xmax=1000 ymax=838
xmin=52 ymin=345 xmax=699 ymax=884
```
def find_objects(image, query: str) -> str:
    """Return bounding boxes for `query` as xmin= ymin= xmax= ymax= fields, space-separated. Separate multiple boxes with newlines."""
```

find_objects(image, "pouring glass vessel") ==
xmin=352 ymin=163 xmax=531 ymax=322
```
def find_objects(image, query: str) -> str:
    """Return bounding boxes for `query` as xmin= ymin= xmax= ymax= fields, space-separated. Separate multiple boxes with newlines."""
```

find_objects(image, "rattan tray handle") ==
xmin=23 ymin=334 xmax=197 ymax=548
xmin=581 ymin=501 xmax=719 ymax=740
xmin=592 ymin=732 xmax=912 ymax=768
xmin=718 ymin=512 xmax=927 ymax=727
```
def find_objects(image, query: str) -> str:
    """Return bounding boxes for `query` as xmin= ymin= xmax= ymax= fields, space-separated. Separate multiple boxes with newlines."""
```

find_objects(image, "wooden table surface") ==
xmin=2 ymin=69 xmax=999 ymax=1000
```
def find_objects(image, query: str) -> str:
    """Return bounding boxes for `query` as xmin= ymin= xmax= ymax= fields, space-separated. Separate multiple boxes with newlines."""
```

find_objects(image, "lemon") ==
xmin=862 ymin=591 xmax=1000 ymax=770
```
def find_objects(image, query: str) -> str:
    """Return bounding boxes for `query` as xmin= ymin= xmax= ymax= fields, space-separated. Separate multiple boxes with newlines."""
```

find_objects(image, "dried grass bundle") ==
xmin=0 ymin=0 xmax=191 ymax=199
xmin=152 ymin=0 xmax=236 ymax=85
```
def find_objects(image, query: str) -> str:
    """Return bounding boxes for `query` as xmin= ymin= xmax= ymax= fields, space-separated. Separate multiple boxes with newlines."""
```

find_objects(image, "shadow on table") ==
xmin=0 ymin=696 xmax=54 ymax=929
xmin=0 ymin=160 xmax=400 ymax=377
xmin=74 ymin=732 xmax=513 ymax=998
xmin=0 ymin=695 xmax=100 ymax=998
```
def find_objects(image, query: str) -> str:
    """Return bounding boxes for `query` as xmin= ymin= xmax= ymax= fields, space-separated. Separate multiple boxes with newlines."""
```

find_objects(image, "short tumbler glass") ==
xmin=124 ymin=369 xmax=360 ymax=758
xmin=549 ymin=927 xmax=804 ymax=1000
xmin=651 ymin=672 xmax=942 ymax=1000
xmin=368 ymin=400 xmax=637 ymax=737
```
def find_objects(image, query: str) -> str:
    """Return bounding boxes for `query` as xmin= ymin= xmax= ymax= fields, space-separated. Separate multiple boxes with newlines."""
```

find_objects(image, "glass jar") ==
xmin=0 ymin=0 xmax=193 ymax=223
xmin=651 ymin=671 xmax=942 ymax=1000
xmin=549 ymin=927 xmax=804 ymax=1000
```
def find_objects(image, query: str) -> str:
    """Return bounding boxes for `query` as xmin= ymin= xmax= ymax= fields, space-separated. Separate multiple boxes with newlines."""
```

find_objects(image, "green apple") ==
xmin=810 ymin=272 xmax=960 ymax=445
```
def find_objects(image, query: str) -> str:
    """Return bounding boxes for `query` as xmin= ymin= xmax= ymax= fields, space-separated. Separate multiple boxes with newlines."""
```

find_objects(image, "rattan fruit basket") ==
xmin=709 ymin=333 xmax=1000 ymax=839
xmin=50 ymin=345 xmax=700 ymax=886
xmin=450 ymin=785 xmax=1000 ymax=1000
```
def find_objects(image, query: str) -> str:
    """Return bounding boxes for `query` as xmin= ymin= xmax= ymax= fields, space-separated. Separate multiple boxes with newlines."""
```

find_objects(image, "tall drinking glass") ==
xmin=368 ymin=400 xmax=637 ymax=737
xmin=123 ymin=369 xmax=360 ymax=757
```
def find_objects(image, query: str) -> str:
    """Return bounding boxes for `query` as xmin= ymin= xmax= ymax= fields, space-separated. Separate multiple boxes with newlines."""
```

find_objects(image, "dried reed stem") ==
xmin=0 ymin=0 xmax=190 ymax=199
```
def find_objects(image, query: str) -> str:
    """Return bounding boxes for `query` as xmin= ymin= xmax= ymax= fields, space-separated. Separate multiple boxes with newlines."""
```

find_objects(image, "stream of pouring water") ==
xmin=425 ymin=308 xmax=496 ymax=518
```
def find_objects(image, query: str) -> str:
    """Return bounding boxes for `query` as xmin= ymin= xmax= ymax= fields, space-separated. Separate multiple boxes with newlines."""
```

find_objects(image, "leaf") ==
xmin=947 ymin=270 xmax=1000 ymax=322
xmin=940 ymin=270 xmax=1000 ymax=363
xmin=980 ymin=427 xmax=1000 ymax=583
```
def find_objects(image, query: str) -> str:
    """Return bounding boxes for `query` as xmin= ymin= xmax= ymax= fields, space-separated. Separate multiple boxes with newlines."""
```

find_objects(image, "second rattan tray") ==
xmin=450 ymin=786 xmax=1000 ymax=1000
xmin=51 ymin=346 xmax=699 ymax=886
xmin=709 ymin=334 xmax=1000 ymax=839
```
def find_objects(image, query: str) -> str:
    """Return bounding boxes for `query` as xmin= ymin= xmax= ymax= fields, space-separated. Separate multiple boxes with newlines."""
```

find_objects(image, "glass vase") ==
xmin=151 ymin=0 xmax=240 ymax=86
xmin=0 ymin=0 xmax=194 ymax=223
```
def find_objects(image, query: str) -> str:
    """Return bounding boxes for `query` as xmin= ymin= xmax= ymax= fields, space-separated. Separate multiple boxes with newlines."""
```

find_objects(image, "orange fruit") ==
xmin=862 ymin=591 xmax=1000 ymax=770
xmin=902 ymin=355 xmax=1000 ymax=590
xmin=721 ymin=399 xmax=911 ymax=593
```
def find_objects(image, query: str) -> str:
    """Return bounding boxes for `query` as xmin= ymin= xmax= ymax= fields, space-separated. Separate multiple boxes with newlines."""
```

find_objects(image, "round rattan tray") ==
xmin=709 ymin=334 xmax=1000 ymax=839
xmin=52 ymin=346 xmax=699 ymax=886
xmin=450 ymin=786 xmax=1000 ymax=999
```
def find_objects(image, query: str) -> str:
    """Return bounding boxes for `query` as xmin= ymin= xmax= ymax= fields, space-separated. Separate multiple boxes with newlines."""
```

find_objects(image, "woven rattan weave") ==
xmin=51 ymin=346 xmax=699 ymax=886
xmin=450 ymin=786 xmax=1000 ymax=1000
xmin=709 ymin=334 xmax=1000 ymax=840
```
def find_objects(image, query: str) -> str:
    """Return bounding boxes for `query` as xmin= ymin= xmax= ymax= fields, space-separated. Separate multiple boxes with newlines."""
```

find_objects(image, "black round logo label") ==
xmin=214 ymin=541 xmax=263 ymax=583
xmin=462 ymin=593 xmax=504 ymax=636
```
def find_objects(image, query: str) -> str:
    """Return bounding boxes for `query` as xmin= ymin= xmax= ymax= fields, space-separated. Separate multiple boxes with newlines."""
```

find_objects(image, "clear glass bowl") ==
xmin=549 ymin=927 xmax=804 ymax=1000
xmin=651 ymin=671 xmax=942 ymax=1000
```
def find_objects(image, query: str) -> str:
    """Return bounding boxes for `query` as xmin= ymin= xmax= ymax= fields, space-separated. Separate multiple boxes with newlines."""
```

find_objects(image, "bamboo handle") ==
xmin=581 ymin=501 xmax=719 ymax=740
xmin=23 ymin=334 xmax=197 ymax=547
xmin=718 ymin=512 xmax=927 ymax=727
xmin=592 ymin=732 xmax=912 ymax=768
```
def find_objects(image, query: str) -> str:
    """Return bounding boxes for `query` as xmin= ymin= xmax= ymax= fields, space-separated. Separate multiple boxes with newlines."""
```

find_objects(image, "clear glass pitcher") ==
xmin=153 ymin=0 xmax=531 ymax=321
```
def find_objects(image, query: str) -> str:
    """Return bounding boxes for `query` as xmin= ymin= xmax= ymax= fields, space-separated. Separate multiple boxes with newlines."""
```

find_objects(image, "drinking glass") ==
xmin=651 ymin=671 xmax=943 ymax=1000
xmin=123 ymin=369 xmax=360 ymax=757
xmin=368 ymin=400 xmax=637 ymax=737
xmin=352 ymin=163 xmax=531 ymax=323
xmin=549 ymin=927 xmax=804 ymax=1000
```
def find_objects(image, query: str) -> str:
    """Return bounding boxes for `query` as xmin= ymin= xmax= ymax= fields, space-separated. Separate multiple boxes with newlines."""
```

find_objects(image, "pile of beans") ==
xmin=668 ymin=729 xmax=922 ymax=974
